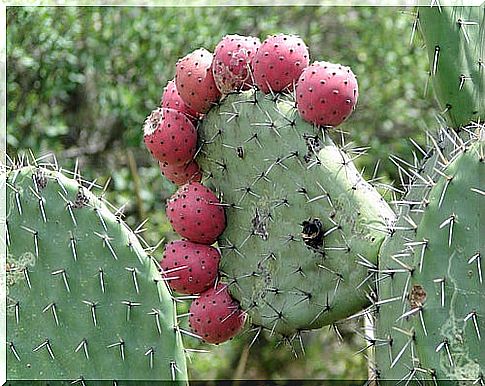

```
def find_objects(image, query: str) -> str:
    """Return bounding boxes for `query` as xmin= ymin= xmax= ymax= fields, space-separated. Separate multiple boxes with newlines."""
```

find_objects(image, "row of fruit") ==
xmin=143 ymin=33 xmax=358 ymax=344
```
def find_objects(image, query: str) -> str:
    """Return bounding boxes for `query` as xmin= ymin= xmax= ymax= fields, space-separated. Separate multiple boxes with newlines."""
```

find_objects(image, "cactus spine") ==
xmin=5 ymin=163 xmax=187 ymax=382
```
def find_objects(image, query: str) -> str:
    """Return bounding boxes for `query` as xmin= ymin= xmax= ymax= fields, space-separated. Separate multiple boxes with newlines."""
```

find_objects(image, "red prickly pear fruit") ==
xmin=159 ymin=160 xmax=202 ymax=186
xmin=252 ymin=34 xmax=310 ymax=94
xmin=189 ymin=283 xmax=246 ymax=344
xmin=212 ymin=34 xmax=261 ymax=94
xmin=175 ymin=48 xmax=221 ymax=114
xmin=296 ymin=61 xmax=358 ymax=127
xmin=160 ymin=240 xmax=220 ymax=295
xmin=166 ymin=182 xmax=226 ymax=245
xmin=143 ymin=107 xmax=197 ymax=165
xmin=160 ymin=79 xmax=201 ymax=123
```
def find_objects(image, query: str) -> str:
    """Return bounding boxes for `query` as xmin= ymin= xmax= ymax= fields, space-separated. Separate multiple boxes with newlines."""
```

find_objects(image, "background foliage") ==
xmin=7 ymin=6 xmax=438 ymax=380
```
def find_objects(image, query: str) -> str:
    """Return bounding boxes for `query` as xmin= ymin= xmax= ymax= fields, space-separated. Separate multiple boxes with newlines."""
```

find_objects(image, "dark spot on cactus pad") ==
xmin=236 ymin=146 xmax=244 ymax=158
xmin=303 ymin=134 xmax=322 ymax=163
xmin=72 ymin=187 xmax=89 ymax=209
xmin=251 ymin=207 xmax=269 ymax=241
xmin=408 ymin=284 xmax=427 ymax=309
xmin=300 ymin=218 xmax=324 ymax=249
xmin=33 ymin=169 xmax=48 ymax=190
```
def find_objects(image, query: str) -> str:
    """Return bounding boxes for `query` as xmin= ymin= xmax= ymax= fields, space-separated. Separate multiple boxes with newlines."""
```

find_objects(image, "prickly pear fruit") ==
xmin=143 ymin=107 xmax=197 ymax=165
xmin=296 ymin=61 xmax=358 ymax=127
xmin=252 ymin=34 xmax=310 ymax=93
xmin=212 ymin=34 xmax=261 ymax=94
xmin=160 ymin=240 xmax=220 ymax=295
xmin=166 ymin=182 xmax=226 ymax=245
xmin=159 ymin=160 xmax=202 ymax=186
xmin=175 ymin=48 xmax=221 ymax=114
xmin=160 ymin=79 xmax=200 ymax=123
xmin=189 ymin=283 xmax=246 ymax=344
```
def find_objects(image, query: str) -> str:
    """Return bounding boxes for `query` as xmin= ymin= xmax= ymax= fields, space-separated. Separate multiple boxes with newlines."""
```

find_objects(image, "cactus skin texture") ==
xmin=6 ymin=165 xmax=187 ymax=383
xmin=374 ymin=126 xmax=484 ymax=381
xmin=196 ymin=89 xmax=395 ymax=337
xmin=419 ymin=5 xmax=484 ymax=128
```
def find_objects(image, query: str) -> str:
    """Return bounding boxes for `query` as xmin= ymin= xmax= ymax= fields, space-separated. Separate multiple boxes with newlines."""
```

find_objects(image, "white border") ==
xmin=0 ymin=1 xmax=482 ymax=384
xmin=2 ymin=0 xmax=484 ymax=5
xmin=1 ymin=4 xmax=6 ymax=385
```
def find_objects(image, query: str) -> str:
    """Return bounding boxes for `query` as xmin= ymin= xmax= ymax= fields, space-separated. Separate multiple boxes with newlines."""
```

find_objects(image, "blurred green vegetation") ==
xmin=6 ymin=6 xmax=438 ymax=381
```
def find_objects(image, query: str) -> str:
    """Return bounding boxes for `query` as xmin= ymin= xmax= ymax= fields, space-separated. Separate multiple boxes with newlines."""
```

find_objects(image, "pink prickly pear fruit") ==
xmin=212 ymin=34 xmax=261 ymax=94
xmin=159 ymin=160 xmax=202 ymax=186
xmin=143 ymin=107 xmax=197 ymax=165
xmin=296 ymin=61 xmax=358 ymax=127
xmin=160 ymin=79 xmax=201 ymax=123
xmin=166 ymin=182 xmax=226 ymax=245
xmin=160 ymin=240 xmax=220 ymax=295
xmin=175 ymin=48 xmax=221 ymax=114
xmin=252 ymin=34 xmax=310 ymax=94
xmin=189 ymin=283 xmax=246 ymax=344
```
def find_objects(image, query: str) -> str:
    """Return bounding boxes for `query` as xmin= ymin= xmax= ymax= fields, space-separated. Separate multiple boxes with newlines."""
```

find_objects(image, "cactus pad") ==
xmin=419 ymin=5 xmax=484 ymax=128
xmin=196 ymin=89 xmax=395 ymax=336
xmin=375 ymin=126 xmax=484 ymax=381
xmin=6 ymin=165 xmax=187 ymax=382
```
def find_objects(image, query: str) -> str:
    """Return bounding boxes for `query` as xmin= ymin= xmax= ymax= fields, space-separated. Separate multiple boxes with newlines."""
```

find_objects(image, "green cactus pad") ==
xmin=375 ymin=126 xmax=484 ymax=381
xmin=6 ymin=165 xmax=187 ymax=382
xmin=419 ymin=5 xmax=484 ymax=128
xmin=196 ymin=90 xmax=395 ymax=336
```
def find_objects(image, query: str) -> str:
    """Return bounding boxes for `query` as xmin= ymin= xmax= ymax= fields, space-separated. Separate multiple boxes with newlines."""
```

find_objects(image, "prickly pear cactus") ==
xmin=372 ymin=5 xmax=485 ymax=381
xmin=5 ymin=164 xmax=187 ymax=382
xmin=196 ymin=89 xmax=395 ymax=336
xmin=419 ymin=5 xmax=484 ymax=127
xmin=374 ymin=126 xmax=484 ymax=381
